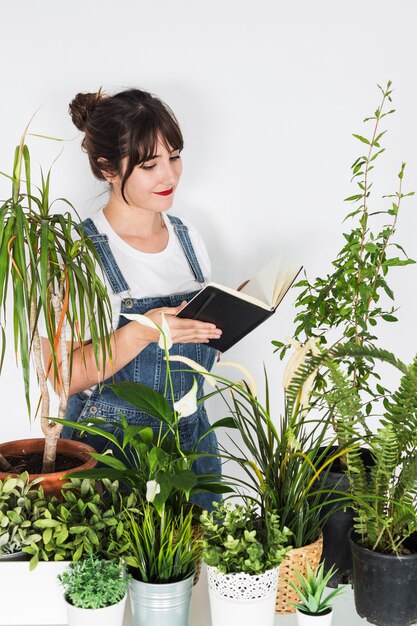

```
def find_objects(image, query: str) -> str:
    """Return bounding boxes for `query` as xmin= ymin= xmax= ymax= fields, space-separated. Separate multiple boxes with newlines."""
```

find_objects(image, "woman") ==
xmin=43 ymin=88 xmax=223 ymax=509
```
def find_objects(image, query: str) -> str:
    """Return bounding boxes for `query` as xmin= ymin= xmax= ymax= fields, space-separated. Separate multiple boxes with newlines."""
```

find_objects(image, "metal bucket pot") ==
xmin=129 ymin=573 xmax=194 ymax=626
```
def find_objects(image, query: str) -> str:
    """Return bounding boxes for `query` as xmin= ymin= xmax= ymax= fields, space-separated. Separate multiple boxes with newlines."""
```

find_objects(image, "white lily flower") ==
xmin=122 ymin=312 xmax=173 ymax=350
xmin=174 ymin=378 xmax=198 ymax=418
xmin=166 ymin=355 xmax=216 ymax=387
xmin=146 ymin=480 xmax=161 ymax=503
xmin=216 ymin=361 xmax=258 ymax=397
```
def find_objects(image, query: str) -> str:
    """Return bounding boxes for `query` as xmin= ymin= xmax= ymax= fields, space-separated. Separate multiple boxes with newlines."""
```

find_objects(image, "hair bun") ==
xmin=69 ymin=90 xmax=103 ymax=131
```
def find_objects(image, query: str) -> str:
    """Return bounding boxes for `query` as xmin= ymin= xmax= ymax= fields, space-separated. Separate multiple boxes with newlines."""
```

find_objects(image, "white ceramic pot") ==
xmin=65 ymin=594 xmax=127 ymax=626
xmin=207 ymin=566 xmax=279 ymax=626
xmin=296 ymin=607 xmax=333 ymax=626
xmin=0 ymin=560 xmax=69 ymax=625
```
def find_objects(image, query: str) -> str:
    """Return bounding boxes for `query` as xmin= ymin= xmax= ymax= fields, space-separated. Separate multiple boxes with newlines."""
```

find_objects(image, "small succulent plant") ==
xmin=290 ymin=562 xmax=344 ymax=614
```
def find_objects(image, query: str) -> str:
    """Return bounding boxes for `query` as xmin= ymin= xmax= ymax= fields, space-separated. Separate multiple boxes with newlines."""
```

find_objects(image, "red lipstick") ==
xmin=155 ymin=188 xmax=174 ymax=196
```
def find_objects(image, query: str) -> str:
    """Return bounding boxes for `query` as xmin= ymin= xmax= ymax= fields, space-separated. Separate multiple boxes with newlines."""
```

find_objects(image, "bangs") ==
xmin=119 ymin=105 xmax=184 ymax=202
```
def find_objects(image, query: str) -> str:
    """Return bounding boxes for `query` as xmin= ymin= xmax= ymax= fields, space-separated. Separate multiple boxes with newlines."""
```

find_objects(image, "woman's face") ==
xmin=111 ymin=137 xmax=183 ymax=212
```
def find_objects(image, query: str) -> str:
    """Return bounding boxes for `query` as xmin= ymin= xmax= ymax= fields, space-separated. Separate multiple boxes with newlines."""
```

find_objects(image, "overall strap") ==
xmin=82 ymin=218 xmax=130 ymax=295
xmin=167 ymin=215 xmax=205 ymax=284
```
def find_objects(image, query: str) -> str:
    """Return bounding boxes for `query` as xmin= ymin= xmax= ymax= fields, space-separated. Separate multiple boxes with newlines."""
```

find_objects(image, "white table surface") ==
xmin=39 ymin=564 xmax=369 ymax=626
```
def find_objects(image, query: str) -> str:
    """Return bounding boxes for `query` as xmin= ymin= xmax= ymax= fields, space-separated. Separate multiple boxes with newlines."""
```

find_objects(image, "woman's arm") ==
xmin=42 ymin=303 xmax=222 ymax=395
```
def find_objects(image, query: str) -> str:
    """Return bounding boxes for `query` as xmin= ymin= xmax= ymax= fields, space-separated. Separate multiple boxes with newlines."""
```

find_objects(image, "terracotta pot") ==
xmin=0 ymin=438 xmax=97 ymax=497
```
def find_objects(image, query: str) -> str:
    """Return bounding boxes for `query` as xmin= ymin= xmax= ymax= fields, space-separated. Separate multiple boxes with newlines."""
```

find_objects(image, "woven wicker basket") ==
xmin=192 ymin=522 xmax=204 ymax=586
xmin=276 ymin=532 xmax=323 ymax=614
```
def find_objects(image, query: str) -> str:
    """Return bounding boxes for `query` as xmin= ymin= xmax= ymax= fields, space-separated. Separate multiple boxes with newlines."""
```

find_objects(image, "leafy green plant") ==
xmin=55 ymin=323 xmax=232 ymax=512
xmin=0 ymin=473 xmax=46 ymax=556
xmin=200 ymin=500 xmax=291 ymax=575
xmin=122 ymin=503 xmax=201 ymax=583
xmin=58 ymin=554 xmax=130 ymax=609
xmin=274 ymin=81 xmax=415 ymax=405
xmin=0 ymin=131 xmax=112 ymax=472
xmin=289 ymin=562 xmax=344 ymax=614
xmin=291 ymin=342 xmax=417 ymax=554
xmin=23 ymin=477 xmax=140 ymax=569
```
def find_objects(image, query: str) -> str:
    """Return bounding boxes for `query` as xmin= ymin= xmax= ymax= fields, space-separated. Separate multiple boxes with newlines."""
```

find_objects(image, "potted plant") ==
xmin=193 ymin=352 xmax=343 ymax=614
xmin=22 ymin=477 xmax=140 ymax=569
xmin=58 ymin=554 xmax=130 ymax=626
xmin=292 ymin=341 xmax=417 ymax=626
xmin=0 ymin=476 xmax=138 ymax=626
xmin=290 ymin=562 xmax=344 ymax=626
xmin=55 ymin=315 xmax=233 ymax=512
xmin=200 ymin=499 xmax=291 ymax=626
xmin=122 ymin=501 xmax=202 ymax=626
xmin=273 ymin=81 xmax=416 ymax=584
xmin=0 ymin=131 xmax=112 ymax=493
xmin=0 ymin=472 xmax=45 ymax=561
xmin=336 ymin=345 xmax=417 ymax=626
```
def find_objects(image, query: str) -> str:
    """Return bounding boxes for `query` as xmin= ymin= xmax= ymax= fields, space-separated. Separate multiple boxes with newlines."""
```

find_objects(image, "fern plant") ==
xmin=293 ymin=343 xmax=417 ymax=554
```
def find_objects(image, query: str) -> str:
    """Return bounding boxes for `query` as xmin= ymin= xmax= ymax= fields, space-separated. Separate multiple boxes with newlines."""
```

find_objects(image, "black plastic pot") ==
xmin=318 ymin=447 xmax=374 ymax=587
xmin=350 ymin=531 xmax=417 ymax=626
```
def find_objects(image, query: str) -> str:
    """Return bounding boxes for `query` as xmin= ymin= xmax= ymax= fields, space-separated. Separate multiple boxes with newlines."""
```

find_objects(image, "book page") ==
xmin=272 ymin=263 xmax=299 ymax=307
xmin=239 ymin=255 xmax=282 ymax=307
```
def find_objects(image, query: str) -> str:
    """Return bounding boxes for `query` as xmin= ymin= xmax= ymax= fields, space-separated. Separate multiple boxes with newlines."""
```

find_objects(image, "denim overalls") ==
xmin=63 ymin=215 xmax=221 ymax=510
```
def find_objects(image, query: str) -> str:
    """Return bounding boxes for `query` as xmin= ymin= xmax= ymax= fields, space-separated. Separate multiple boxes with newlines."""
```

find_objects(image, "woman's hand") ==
xmin=141 ymin=301 xmax=222 ymax=344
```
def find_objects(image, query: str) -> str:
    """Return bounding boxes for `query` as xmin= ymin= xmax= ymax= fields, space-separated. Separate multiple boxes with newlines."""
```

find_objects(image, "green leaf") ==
xmin=384 ymin=257 xmax=415 ymax=267
xmin=352 ymin=133 xmax=370 ymax=145
xmin=107 ymin=382 xmax=173 ymax=424
xmin=173 ymin=469 xmax=197 ymax=491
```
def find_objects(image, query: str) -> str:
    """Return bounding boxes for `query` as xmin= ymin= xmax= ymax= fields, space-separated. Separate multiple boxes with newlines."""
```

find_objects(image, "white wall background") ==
xmin=1 ymin=0 xmax=417 ymax=443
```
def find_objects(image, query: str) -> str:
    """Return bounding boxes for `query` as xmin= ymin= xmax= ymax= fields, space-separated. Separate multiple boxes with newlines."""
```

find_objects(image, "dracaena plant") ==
xmin=195 ymin=342 xmax=352 ymax=548
xmin=0 ymin=130 xmax=112 ymax=472
xmin=274 ymin=81 xmax=415 ymax=407
xmin=55 ymin=315 xmax=233 ymax=513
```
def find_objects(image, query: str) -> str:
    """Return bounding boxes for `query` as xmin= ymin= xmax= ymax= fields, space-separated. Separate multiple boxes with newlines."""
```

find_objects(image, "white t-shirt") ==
xmin=88 ymin=209 xmax=211 ymax=333
xmin=38 ymin=210 xmax=211 ymax=341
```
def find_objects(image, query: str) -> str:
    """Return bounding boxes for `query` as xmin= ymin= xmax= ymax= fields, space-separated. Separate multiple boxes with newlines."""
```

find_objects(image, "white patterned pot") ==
xmin=296 ymin=607 xmax=333 ymax=626
xmin=207 ymin=566 xmax=279 ymax=626
xmin=65 ymin=595 xmax=127 ymax=626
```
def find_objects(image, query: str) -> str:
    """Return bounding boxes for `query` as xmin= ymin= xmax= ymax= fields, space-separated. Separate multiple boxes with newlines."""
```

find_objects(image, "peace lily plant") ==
xmin=56 ymin=312 xmax=236 ymax=511
xmin=0 ymin=130 xmax=112 ymax=473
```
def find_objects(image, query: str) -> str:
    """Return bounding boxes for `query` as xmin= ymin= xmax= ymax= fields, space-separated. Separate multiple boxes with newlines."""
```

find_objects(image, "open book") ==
xmin=177 ymin=256 xmax=302 ymax=352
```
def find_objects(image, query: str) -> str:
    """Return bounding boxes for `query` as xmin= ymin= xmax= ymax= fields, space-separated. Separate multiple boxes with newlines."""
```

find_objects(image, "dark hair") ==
xmin=69 ymin=88 xmax=184 ymax=202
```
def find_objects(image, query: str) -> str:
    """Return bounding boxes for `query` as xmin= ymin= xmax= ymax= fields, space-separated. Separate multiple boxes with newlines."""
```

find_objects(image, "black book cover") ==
xmin=177 ymin=286 xmax=275 ymax=352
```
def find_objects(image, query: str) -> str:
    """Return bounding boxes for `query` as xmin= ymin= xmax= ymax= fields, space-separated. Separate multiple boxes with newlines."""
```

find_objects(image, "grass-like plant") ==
xmin=213 ymin=364 xmax=348 ymax=548
xmin=200 ymin=500 xmax=291 ymax=575
xmin=58 ymin=554 xmax=130 ymax=609
xmin=0 ymin=131 xmax=112 ymax=472
xmin=289 ymin=562 xmax=344 ymax=614
xmin=122 ymin=503 xmax=201 ymax=583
